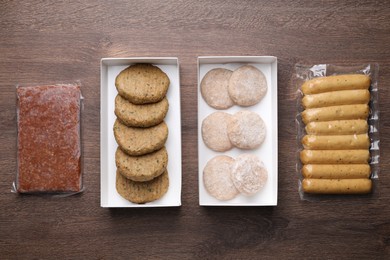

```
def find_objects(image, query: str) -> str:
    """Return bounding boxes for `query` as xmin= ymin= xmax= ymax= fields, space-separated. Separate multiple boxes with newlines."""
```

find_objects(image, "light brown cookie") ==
xmin=114 ymin=95 xmax=169 ymax=128
xmin=228 ymin=110 xmax=266 ymax=150
xmin=116 ymin=170 xmax=169 ymax=204
xmin=114 ymin=119 xmax=168 ymax=156
xmin=203 ymin=155 xmax=239 ymax=201
xmin=228 ymin=65 xmax=267 ymax=106
xmin=116 ymin=146 xmax=168 ymax=182
xmin=115 ymin=64 xmax=170 ymax=104
xmin=201 ymin=112 xmax=233 ymax=152
xmin=231 ymin=154 xmax=268 ymax=196
xmin=200 ymin=68 xmax=234 ymax=109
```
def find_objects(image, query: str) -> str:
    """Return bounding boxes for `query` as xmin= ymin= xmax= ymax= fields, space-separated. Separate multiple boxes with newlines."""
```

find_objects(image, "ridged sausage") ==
xmin=302 ymin=134 xmax=370 ymax=150
xmin=300 ymin=149 xmax=370 ymax=164
xmin=301 ymin=74 xmax=370 ymax=94
xmin=305 ymin=120 xmax=368 ymax=135
xmin=302 ymin=89 xmax=370 ymax=108
xmin=301 ymin=104 xmax=369 ymax=124
xmin=302 ymin=164 xmax=371 ymax=179
xmin=302 ymin=178 xmax=372 ymax=194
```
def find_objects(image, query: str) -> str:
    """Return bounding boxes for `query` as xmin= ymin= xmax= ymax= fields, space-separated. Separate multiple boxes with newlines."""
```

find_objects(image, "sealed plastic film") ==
xmin=14 ymin=83 xmax=84 ymax=196
xmin=295 ymin=64 xmax=379 ymax=200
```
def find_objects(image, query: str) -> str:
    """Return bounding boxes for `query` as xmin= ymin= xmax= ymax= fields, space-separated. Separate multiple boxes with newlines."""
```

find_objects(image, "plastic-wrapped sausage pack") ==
xmin=14 ymin=84 xmax=83 ymax=195
xmin=295 ymin=64 xmax=379 ymax=200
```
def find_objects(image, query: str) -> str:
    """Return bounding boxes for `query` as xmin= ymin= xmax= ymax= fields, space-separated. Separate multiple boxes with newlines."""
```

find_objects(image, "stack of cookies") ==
xmin=113 ymin=64 xmax=170 ymax=204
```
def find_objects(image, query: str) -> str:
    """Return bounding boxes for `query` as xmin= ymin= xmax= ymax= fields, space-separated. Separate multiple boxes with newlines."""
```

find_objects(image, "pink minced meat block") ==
xmin=17 ymin=85 xmax=82 ymax=193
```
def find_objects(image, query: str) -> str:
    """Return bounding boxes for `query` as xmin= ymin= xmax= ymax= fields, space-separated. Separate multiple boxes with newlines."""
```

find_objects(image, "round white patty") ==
xmin=228 ymin=65 xmax=267 ymax=106
xmin=228 ymin=110 xmax=266 ymax=149
xmin=202 ymin=111 xmax=233 ymax=152
xmin=201 ymin=68 xmax=234 ymax=109
xmin=231 ymin=154 xmax=268 ymax=196
xmin=203 ymin=155 xmax=239 ymax=201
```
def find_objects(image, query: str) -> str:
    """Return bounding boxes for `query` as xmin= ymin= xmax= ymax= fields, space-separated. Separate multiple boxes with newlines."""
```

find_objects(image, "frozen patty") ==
xmin=203 ymin=155 xmax=239 ymax=201
xmin=228 ymin=65 xmax=267 ymax=107
xmin=201 ymin=68 xmax=234 ymax=109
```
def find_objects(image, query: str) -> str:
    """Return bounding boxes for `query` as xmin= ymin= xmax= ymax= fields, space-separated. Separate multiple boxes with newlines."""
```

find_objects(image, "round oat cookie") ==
xmin=228 ymin=65 xmax=267 ymax=106
xmin=116 ymin=169 xmax=169 ymax=204
xmin=202 ymin=112 xmax=233 ymax=152
xmin=231 ymin=154 xmax=268 ymax=196
xmin=116 ymin=146 xmax=168 ymax=182
xmin=115 ymin=64 xmax=170 ymax=104
xmin=203 ymin=155 xmax=239 ymax=201
xmin=228 ymin=110 xmax=266 ymax=150
xmin=114 ymin=119 xmax=168 ymax=156
xmin=115 ymin=95 xmax=169 ymax=128
xmin=200 ymin=68 xmax=234 ymax=109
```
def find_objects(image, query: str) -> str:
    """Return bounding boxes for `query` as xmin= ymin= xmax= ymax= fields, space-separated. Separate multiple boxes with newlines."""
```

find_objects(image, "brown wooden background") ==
xmin=1 ymin=1 xmax=389 ymax=259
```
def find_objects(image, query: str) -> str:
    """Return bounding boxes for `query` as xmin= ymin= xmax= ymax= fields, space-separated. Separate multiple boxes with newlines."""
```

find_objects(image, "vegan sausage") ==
xmin=301 ymin=74 xmax=371 ymax=94
xmin=301 ymin=104 xmax=369 ymax=124
xmin=302 ymin=164 xmax=371 ymax=179
xmin=300 ymin=149 xmax=370 ymax=164
xmin=305 ymin=120 xmax=368 ymax=135
xmin=302 ymin=134 xmax=370 ymax=150
xmin=302 ymin=89 xmax=370 ymax=108
xmin=302 ymin=178 xmax=372 ymax=194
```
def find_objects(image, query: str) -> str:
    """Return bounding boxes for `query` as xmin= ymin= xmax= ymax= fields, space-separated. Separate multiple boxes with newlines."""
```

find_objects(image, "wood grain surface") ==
xmin=1 ymin=0 xmax=390 ymax=259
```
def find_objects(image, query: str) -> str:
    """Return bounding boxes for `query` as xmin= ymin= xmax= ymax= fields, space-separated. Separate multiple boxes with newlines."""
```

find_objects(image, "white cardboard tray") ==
xmin=198 ymin=56 xmax=278 ymax=206
xmin=100 ymin=57 xmax=182 ymax=207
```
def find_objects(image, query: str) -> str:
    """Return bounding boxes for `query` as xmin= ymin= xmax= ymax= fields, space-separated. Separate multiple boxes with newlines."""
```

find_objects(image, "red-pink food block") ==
xmin=17 ymin=85 xmax=82 ymax=193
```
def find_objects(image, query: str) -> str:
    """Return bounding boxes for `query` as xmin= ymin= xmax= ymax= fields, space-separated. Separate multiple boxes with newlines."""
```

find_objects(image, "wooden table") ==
xmin=1 ymin=1 xmax=389 ymax=258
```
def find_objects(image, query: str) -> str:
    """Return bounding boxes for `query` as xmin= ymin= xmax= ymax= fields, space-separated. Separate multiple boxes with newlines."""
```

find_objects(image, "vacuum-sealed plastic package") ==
xmin=14 ymin=83 xmax=84 ymax=195
xmin=295 ymin=64 xmax=379 ymax=200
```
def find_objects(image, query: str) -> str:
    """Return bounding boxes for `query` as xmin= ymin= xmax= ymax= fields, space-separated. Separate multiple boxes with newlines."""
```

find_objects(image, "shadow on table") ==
xmin=108 ymin=206 xmax=181 ymax=217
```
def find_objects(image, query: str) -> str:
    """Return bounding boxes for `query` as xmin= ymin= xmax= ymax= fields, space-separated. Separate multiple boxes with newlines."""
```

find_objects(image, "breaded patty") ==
xmin=116 ymin=146 xmax=168 ymax=182
xmin=114 ymin=119 xmax=168 ymax=156
xmin=115 ymin=95 xmax=169 ymax=128
xmin=116 ymin=170 xmax=169 ymax=204
xmin=115 ymin=64 xmax=170 ymax=104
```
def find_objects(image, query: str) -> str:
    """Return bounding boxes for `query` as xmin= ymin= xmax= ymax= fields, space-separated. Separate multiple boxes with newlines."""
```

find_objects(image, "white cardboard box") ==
xmin=100 ymin=57 xmax=182 ymax=207
xmin=198 ymin=56 xmax=278 ymax=206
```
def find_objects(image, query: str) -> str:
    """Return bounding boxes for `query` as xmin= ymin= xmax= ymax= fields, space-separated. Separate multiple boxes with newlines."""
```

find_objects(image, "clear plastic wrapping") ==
xmin=295 ymin=64 xmax=379 ymax=200
xmin=14 ymin=83 xmax=84 ymax=196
